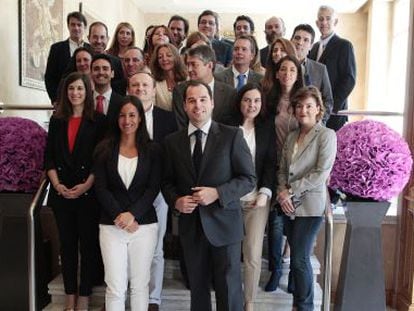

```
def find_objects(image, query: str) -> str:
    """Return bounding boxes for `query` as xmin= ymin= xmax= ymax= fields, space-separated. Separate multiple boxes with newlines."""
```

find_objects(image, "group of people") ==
xmin=44 ymin=4 xmax=354 ymax=311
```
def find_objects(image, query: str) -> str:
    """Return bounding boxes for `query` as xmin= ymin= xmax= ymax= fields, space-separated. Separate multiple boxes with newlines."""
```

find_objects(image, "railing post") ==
xmin=28 ymin=179 xmax=48 ymax=311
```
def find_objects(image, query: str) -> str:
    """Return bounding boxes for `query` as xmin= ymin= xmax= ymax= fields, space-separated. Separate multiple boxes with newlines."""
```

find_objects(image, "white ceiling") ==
xmin=132 ymin=0 xmax=368 ymax=14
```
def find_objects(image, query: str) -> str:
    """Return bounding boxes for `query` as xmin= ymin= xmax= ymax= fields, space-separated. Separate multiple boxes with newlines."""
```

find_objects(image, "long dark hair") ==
xmin=264 ymin=55 xmax=303 ymax=116
xmin=262 ymin=38 xmax=297 ymax=95
xmin=94 ymin=95 xmax=150 ymax=161
xmin=233 ymin=83 xmax=267 ymax=126
xmin=55 ymin=72 xmax=95 ymax=120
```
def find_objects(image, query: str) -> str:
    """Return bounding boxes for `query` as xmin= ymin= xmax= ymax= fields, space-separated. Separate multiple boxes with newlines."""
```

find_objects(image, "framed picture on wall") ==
xmin=19 ymin=0 xmax=63 ymax=90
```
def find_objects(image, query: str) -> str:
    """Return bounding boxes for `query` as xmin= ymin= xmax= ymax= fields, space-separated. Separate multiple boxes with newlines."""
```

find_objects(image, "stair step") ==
xmin=45 ymin=258 xmax=322 ymax=310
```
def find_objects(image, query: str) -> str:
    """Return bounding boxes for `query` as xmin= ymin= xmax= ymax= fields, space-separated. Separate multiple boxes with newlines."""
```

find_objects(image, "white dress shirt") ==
xmin=93 ymin=89 xmax=112 ymax=115
xmin=187 ymin=119 xmax=212 ymax=154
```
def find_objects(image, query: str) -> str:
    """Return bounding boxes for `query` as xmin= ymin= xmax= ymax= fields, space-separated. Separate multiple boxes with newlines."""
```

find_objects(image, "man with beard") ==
xmin=260 ymin=16 xmax=285 ymax=67
xmin=90 ymin=54 xmax=123 ymax=126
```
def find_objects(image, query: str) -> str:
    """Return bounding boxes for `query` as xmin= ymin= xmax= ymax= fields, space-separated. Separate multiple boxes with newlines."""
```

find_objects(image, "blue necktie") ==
xmin=236 ymin=74 xmax=246 ymax=91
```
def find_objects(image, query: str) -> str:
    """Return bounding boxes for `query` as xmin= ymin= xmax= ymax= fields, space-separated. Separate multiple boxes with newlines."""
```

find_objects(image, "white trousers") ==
xmin=149 ymin=192 xmax=168 ymax=305
xmin=100 ymin=223 xmax=158 ymax=311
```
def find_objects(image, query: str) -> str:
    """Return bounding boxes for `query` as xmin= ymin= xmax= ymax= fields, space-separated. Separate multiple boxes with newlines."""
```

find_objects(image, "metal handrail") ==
xmin=0 ymin=104 xmax=54 ymax=111
xmin=28 ymin=178 xmax=49 ymax=311
xmin=323 ymin=205 xmax=334 ymax=311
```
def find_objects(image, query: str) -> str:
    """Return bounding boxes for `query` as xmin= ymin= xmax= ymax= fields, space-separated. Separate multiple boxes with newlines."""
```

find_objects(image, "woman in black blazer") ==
xmin=94 ymin=95 xmax=161 ymax=311
xmin=45 ymin=72 xmax=106 ymax=310
xmin=231 ymin=83 xmax=277 ymax=311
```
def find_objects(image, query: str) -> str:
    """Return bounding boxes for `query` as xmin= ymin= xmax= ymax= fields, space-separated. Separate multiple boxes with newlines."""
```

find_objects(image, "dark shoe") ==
xmin=264 ymin=271 xmax=281 ymax=292
xmin=148 ymin=303 xmax=159 ymax=311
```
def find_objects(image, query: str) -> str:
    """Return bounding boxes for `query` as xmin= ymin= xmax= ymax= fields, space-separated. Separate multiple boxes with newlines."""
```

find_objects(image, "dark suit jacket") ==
xmin=226 ymin=118 xmax=277 ymax=194
xmin=162 ymin=121 xmax=256 ymax=247
xmin=253 ymin=119 xmax=277 ymax=192
xmin=309 ymin=34 xmax=356 ymax=130
xmin=172 ymin=80 xmax=237 ymax=129
xmin=152 ymin=106 xmax=178 ymax=143
xmin=45 ymin=113 xmax=106 ymax=207
xmin=104 ymin=90 xmax=124 ymax=130
xmin=303 ymin=58 xmax=333 ymax=123
xmin=45 ymin=40 xmax=91 ymax=102
xmin=107 ymin=54 xmax=124 ymax=84
xmin=214 ymin=67 xmax=264 ymax=88
xmin=94 ymin=142 xmax=161 ymax=225
xmin=111 ymin=78 xmax=127 ymax=96
xmin=260 ymin=46 xmax=270 ymax=68
xmin=212 ymin=39 xmax=233 ymax=67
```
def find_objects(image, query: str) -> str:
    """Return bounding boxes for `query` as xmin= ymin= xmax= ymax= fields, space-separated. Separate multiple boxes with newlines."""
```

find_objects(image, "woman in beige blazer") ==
xmin=277 ymin=86 xmax=337 ymax=311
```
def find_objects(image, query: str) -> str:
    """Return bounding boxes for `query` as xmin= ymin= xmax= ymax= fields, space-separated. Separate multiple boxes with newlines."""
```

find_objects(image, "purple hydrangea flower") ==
xmin=329 ymin=120 xmax=412 ymax=201
xmin=0 ymin=117 xmax=47 ymax=193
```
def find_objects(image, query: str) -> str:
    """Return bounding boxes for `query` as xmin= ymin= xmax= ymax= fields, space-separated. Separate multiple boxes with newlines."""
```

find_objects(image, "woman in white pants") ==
xmin=94 ymin=95 xmax=161 ymax=311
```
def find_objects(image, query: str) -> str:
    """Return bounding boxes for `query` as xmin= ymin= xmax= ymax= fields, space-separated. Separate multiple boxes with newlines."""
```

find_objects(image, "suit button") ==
xmin=81 ymin=166 xmax=85 ymax=169
xmin=57 ymin=167 xmax=62 ymax=171
xmin=289 ymin=173 xmax=293 ymax=176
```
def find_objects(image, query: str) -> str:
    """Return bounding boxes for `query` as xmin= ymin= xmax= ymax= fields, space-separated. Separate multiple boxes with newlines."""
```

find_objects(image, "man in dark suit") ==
xmin=128 ymin=71 xmax=177 ymax=311
xmin=197 ymin=10 xmax=233 ymax=67
xmin=173 ymin=45 xmax=236 ymax=129
xmin=88 ymin=22 xmax=124 ymax=86
xmin=309 ymin=5 xmax=356 ymax=130
xmin=215 ymin=35 xmax=264 ymax=89
xmin=90 ymin=54 xmax=123 ymax=127
xmin=162 ymin=80 xmax=256 ymax=311
xmin=45 ymin=11 xmax=89 ymax=103
xmin=223 ymin=15 xmax=256 ymax=46
xmin=291 ymin=24 xmax=333 ymax=123
xmin=260 ymin=16 xmax=285 ymax=67
xmin=112 ymin=46 xmax=146 ymax=96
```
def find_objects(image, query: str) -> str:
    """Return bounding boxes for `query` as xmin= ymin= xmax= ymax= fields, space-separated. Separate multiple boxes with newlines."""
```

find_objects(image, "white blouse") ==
xmin=117 ymin=154 xmax=138 ymax=189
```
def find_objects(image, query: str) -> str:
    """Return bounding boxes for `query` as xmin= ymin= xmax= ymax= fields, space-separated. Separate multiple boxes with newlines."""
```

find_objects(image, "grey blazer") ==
xmin=303 ymin=59 xmax=333 ymax=123
xmin=214 ymin=67 xmax=263 ymax=88
xmin=278 ymin=123 xmax=337 ymax=217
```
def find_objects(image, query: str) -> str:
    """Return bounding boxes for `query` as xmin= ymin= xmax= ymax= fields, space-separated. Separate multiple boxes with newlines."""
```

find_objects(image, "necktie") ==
xmin=236 ymin=74 xmax=246 ymax=91
xmin=96 ymin=95 xmax=105 ymax=114
xmin=192 ymin=129 xmax=203 ymax=176
xmin=316 ymin=43 xmax=325 ymax=62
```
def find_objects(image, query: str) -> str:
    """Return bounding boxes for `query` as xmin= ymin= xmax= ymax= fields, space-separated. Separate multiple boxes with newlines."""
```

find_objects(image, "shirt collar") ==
xmin=94 ymin=89 xmax=112 ymax=101
xmin=232 ymin=66 xmax=249 ymax=78
xmin=320 ymin=32 xmax=335 ymax=46
xmin=145 ymin=103 xmax=154 ymax=116
xmin=188 ymin=118 xmax=212 ymax=137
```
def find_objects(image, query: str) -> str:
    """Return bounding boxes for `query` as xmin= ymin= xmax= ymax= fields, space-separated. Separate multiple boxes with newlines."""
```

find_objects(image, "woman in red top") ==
xmin=45 ymin=72 xmax=106 ymax=310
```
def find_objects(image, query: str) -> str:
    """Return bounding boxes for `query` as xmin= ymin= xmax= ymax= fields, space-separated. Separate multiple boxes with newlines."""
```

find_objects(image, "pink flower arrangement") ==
xmin=329 ymin=120 xmax=412 ymax=201
xmin=0 ymin=117 xmax=47 ymax=193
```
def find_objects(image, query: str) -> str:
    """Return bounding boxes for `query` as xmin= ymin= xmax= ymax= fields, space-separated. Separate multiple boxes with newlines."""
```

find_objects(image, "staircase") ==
xmin=44 ymin=257 xmax=322 ymax=310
